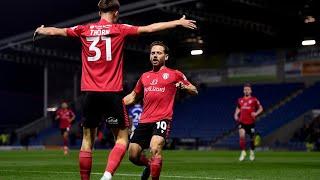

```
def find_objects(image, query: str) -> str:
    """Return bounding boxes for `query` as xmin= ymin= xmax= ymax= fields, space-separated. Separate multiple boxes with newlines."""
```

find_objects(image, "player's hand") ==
xmin=234 ymin=115 xmax=239 ymax=121
xmin=176 ymin=82 xmax=186 ymax=90
xmin=251 ymin=112 xmax=257 ymax=118
xmin=128 ymin=128 xmax=133 ymax=136
xmin=33 ymin=25 xmax=45 ymax=41
xmin=179 ymin=15 xmax=197 ymax=30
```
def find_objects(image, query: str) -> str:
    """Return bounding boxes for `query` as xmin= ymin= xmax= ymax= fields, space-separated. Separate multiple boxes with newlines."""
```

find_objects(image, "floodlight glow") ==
xmin=47 ymin=107 xmax=58 ymax=112
xmin=302 ymin=40 xmax=316 ymax=46
xmin=191 ymin=50 xmax=203 ymax=55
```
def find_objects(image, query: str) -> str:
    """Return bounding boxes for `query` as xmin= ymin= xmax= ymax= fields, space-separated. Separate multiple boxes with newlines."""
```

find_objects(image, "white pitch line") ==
xmin=0 ymin=169 xmax=224 ymax=179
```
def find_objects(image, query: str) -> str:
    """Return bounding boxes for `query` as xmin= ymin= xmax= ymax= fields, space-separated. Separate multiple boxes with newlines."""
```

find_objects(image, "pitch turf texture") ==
xmin=0 ymin=150 xmax=319 ymax=180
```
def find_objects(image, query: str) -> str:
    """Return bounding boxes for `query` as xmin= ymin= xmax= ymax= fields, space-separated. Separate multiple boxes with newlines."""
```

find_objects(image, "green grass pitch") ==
xmin=0 ymin=150 xmax=319 ymax=179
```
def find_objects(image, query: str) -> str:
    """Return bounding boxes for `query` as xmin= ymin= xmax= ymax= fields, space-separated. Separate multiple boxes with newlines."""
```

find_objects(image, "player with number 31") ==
xmin=34 ymin=1 xmax=197 ymax=180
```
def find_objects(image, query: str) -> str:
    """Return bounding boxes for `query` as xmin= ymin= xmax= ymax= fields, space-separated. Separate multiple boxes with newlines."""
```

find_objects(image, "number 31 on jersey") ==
xmin=86 ymin=35 xmax=112 ymax=61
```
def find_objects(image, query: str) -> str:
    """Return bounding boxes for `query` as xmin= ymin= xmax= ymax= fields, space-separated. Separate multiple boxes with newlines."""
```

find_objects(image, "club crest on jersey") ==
xmin=249 ymin=100 xmax=252 ymax=104
xmin=150 ymin=79 xmax=158 ymax=85
xmin=162 ymin=73 xmax=169 ymax=80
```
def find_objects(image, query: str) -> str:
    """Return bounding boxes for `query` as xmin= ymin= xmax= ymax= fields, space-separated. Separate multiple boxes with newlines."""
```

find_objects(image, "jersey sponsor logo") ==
xmin=162 ymin=73 xmax=169 ymax=80
xmin=90 ymin=25 xmax=112 ymax=30
xmin=150 ymin=79 xmax=158 ymax=85
xmin=106 ymin=117 xmax=119 ymax=125
xmin=144 ymin=86 xmax=166 ymax=92
xmin=241 ymin=106 xmax=251 ymax=110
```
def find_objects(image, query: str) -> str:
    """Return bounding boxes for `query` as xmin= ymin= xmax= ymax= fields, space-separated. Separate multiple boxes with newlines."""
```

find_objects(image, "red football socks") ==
xmin=106 ymin=143 xmax=127 ymax=175
xmin=63 ymin=137 xmax=68 ymax=147
xmin=79 ymin=150 xmax=92 ymax=180
xmin=240 ymin=137 xmax=246 ymax=150
xmin=150 ymin=157 xmax=162 ymax=180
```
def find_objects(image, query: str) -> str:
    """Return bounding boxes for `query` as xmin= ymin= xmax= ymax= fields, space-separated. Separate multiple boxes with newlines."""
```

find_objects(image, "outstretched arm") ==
xmin=137 ymin=15 xmax=197 ymax=34
xmin=34 ymin=25 xmax=67 ymax=38
xmin=176 ymin=82 xmax=198 ymax=96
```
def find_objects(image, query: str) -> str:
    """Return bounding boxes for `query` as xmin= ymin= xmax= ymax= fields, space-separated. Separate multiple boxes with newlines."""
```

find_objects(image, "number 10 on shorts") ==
xmin=156 ymin=121 xmax=167 ymax=133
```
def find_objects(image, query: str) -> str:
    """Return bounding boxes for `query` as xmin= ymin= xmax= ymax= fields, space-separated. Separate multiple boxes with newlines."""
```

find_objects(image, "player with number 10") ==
xmin=124 ymin=41 xmax=198 ymax=180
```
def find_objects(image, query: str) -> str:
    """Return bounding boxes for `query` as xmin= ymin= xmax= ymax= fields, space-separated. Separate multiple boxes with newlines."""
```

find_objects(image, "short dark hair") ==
xmin=244 ymin=83 xmax=252 ymax=88
xmin=98 ymin=0 xmax=120 ymax=13
xmin=150 ymin=41 xmax=169 ymax=54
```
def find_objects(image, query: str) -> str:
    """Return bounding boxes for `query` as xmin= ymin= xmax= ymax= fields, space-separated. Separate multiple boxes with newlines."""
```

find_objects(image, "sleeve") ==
xmin=66 ymin=25 xmax=85 ymax=38
xmin=237 ymin=99 xmax=241 ymax=108
xmin=70 ymin=110 xmax=76 ymax=118
xmin=119 ymin=24 xmax=139 ymax=37
xmin=175 ymin=70 xmax=190 ymax=86
xmin=133 ymin=76 xmax=144 ymax=95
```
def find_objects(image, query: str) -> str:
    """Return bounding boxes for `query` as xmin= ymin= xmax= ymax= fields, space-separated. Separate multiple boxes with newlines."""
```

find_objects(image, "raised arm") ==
xmin=34 ymin=25 xmax=67 ymax=37
xmin=137 ymin=15 xmax=197 ymax=34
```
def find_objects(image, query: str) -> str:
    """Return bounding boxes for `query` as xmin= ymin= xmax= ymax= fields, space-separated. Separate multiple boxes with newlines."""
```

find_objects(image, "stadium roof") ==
xmin=1 ymin=0 xmax=320 ymax=69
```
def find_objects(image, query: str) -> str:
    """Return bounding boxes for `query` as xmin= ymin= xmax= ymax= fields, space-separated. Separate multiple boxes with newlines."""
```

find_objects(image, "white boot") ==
xmin=239 ymin=150 xmax=246 ymax=161
xmin=100 ymin=171 xmax=112 ymax=180
xmin=249 ymin=150 xmax=255 ymax=161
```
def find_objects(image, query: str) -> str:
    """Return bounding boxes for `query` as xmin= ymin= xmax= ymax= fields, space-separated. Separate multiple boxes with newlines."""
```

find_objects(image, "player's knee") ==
xmin=115 ymin=138 xmax=128 ymax=147
xmin=81 ymin=141 xmax=92 ymax=151
xmin=128 ymin=147 xmax=140 ymax=164
xmin=114 ymin=128 xmax=129 ymax=146
xmin=150 ymin=146 xmax=161 ymax=156
xmin=129 ymin=153 xmax=139 ymax=164
xmin=239 ymin=131 xmax=245 ymax=138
